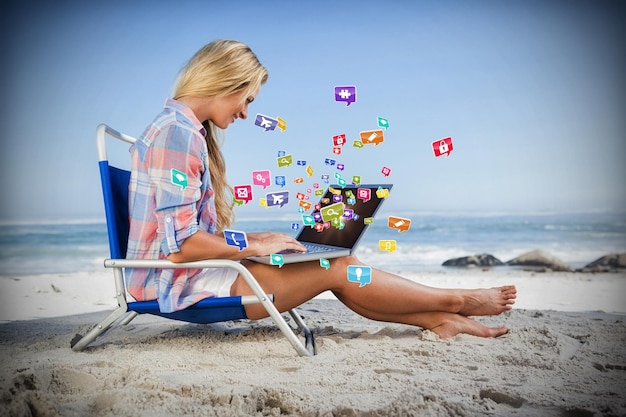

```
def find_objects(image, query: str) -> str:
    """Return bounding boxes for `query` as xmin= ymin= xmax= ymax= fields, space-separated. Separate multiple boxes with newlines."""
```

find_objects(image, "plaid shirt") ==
xmin=126 ymin=99 xmax=218 ymax=313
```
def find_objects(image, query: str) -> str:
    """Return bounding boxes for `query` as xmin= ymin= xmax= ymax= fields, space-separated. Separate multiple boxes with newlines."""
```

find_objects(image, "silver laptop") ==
xmin=248 ymin=184 xmax=392 ymax=265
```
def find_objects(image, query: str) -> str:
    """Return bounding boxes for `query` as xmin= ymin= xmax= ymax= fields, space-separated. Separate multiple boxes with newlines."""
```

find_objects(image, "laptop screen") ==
xmin=296 ymin=184 xmax=393 ymax=249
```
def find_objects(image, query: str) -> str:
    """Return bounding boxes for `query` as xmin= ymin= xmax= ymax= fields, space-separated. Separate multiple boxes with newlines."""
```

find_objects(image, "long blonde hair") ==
xmin=173 ymin=40 xmax=268 ymax=231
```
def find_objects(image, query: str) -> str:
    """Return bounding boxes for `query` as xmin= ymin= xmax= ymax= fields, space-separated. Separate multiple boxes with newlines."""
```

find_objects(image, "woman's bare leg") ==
xmin=230 ymin=255 xmax=515 ymax=338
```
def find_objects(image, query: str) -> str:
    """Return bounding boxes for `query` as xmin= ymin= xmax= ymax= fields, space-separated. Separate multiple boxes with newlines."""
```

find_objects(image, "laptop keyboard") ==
xmin=279 ymin=243 xmax=336 ymax=254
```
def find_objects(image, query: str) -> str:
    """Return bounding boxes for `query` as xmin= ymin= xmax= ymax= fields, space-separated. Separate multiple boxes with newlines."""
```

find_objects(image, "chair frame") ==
xmin=70 ymin=124 xmax=316 ymax=356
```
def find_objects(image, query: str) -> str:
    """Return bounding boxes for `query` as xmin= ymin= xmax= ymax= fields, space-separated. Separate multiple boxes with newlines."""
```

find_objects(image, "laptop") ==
xmin=248 ymin=184 xmax=392 ymax=265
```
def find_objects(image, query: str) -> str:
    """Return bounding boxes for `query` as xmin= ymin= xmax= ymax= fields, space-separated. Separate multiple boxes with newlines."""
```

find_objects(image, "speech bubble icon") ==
xmin=266 ymin=191 xmax=289 ymax=208
xmin=276 ymin=116 xmax=287 ymax=131
xmin=233 ymin=185 xmax=253 ymax=204
xmin=270 ymin=253 xmax=285 ymax=268
xmin=381 ymin=166 xmax=392 ymax=177
xmin=306 ymin=165 xmax=314 ymax=177
xmin=347 ymin=265 xmax=372 ymax=287
xmin=275 ymin=175 xmax=286 ymax=188
xmin=320 ymin=202 xmax=343 ymax=222
xmin=302 ymin=214 xmax=316 ymax=227
xmin=333 ymin=134 xmax=346 ymax=147
xmin=334 ymin=85 xmax=357 ymax=106
xmin=319 ymin=258 xmax=330 ymax=270
xmin=259 ymin=198 xmax=267 ymax=207
xmin=377 ymin=117 xmax=390 ymax=130
xmin=376 ymin=187 xmax=389 ymax=199
xmin=299 ymin=201 xmax=312 ymax=211
xmin=352 ymin=175 xmax=361 ymax=185
xmin=379 ymin=239 xmax=397 ymax=253
xmin=387 ymin=216 xmax=411 ymax=232
xmin=252 ymin=170 xmax=271 ymax=189
xmin=223 ymin=229 xmax=248 ymax=251
xmin=353 ymin=140 xmax=364 ymax=149
xmin=277 ymin=154 xmax=293 ymax=168
xmin=364 ymin=217 xmax=374 ymax=225
xmin=360 ymin=129 xmax=385 ymax=146
xmin=357 ymin=188 xmax=371 ymax=203
xmin=171 ymin=169 xmax=188 ymax=190
xmin=254 ymin=113 xmax=278 ymax=131
xmin=432 ymin=137 xmax=454 ymax=157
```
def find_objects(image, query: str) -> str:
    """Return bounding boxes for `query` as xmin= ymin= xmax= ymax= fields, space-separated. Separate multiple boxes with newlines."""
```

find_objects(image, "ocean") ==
xmin=1 ymin=211 xmax=625 ymax=277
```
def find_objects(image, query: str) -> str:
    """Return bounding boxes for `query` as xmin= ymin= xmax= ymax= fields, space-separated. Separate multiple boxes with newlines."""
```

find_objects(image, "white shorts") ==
xmin=188 ymin=266 xmax=239 ymax=298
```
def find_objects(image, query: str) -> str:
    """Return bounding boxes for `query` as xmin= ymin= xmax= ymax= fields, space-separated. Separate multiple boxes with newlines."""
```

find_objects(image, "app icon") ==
xmin=353 ymin=140 xmax=364 ymax=149
xmin=388 ymin=216 xmax=411 ymax=232
xmin=299 ymin=201 xmax=312 ymax=211
xmin=334 ymin=85 xmax=357 ymax=106
xmin=306 ymin=165 xmax=314 ymax=177
xmin=352 ymin=175 xmax=361 ymax=185
xmin=275 ymin=175 xmax=286 ymax=188
xmin=233 ymin=197 xmax=244 ymax=207
xmin=364 ymin=217 xmax=374 ymax=224
xmin=171 ymin=169 xmax=188 ymax=190
xmin=297 ymin=160 xmax=307 ymax=166
xmin=294 ymin=177 xmax=304 ymax=184
xmin=357 ymin=188 xmax=371 ymax=203
xmin=347 ymin=265 xmax=372 ymax=287
xmin=252 ymin=170 xmax=271 ymax=189
xmin=259 ymin=198 xmax=267 ymax=207
xmin=266 ymin=191 xmax=289 ymax=208
xmin=377 ymin=117 xmax=390 ymax=130
xmin=432 ymin=137 xmax=454 ymax=157
xmin=333 ymin=134 xmax=346 ymax=147
xmin=277 ymin=154 xmax=293 ymax=167
xmin=254 ymin=113 xmax=278 ymax=131
xmin=332 ymin=147 xmax=342 ymax=155
xmin=321 ymin=202 xmax=343 ymax=222
xmin=360 ymin=129 xmax=384 ymax=146
xmin=376 ymin=187 xmax=390 ymax=199
xmin=276 ymin=116 xmax=287 ymax=131
xmin=302 ymin=214 xmax=316 ymax=227
xmin=277 ymin=150 xmax=286 ymax=157
xmin=223 ymin=229 xmax=248 ymax=251
xmin=320 ymin=258 xmax=331 ymax=270
xmin=233 ymin=185 xmax=253 ymax=204
xmin=291 ymin=223 xmax=300 ymax=230
xmin=336 ymin=163 xmax=345 ymax=171
xmin=314 ymin=189 xmax=325 ymax=197
xmin=270 ymin=253 xmax=285 ymax=267
xmin=379 ymin=239 xmax=397 ymax=253
xmin=343 ymin=209 xmax=354 ymax=219
xmin=381 ymin=166 xmax=392 ymax=177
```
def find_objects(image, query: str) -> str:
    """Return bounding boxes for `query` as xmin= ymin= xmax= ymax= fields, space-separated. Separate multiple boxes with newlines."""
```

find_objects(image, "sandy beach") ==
xmin=1 ymin=269 xmax=625 ymax=416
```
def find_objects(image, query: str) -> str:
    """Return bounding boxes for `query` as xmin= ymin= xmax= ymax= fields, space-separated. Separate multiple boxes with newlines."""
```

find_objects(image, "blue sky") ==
xmin=1 ymin=0 xmax=624 ymax=223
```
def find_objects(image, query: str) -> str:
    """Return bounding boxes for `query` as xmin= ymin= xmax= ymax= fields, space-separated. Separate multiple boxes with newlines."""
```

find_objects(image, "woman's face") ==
xmin=209 ymin=87 xmax=260 ymax=129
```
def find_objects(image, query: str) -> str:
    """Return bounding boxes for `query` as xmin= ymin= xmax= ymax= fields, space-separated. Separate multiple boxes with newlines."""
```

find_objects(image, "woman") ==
xmin=127 ymin=39 xmax=516 ymax=339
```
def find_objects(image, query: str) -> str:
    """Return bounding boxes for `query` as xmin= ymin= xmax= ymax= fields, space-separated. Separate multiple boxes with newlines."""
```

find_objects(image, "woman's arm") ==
xmin=167 ymin=230 xmax=307 ymax=263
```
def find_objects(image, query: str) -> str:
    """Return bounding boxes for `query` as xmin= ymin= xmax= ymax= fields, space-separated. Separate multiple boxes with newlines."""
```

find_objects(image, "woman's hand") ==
xmin=246 ymin=232 xmax=307 ymax=257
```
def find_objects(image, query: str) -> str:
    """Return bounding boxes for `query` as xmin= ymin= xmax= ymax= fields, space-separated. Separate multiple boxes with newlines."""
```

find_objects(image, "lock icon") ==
xmin=432 ymin=137 xmax=454 ymax=157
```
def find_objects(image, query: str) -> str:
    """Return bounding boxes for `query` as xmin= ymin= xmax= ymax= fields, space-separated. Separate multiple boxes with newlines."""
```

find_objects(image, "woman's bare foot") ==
xmin=458 ymin=285 xmax=517 ymax=316
xmin=430 ymin=313 xmax=509 ymax=339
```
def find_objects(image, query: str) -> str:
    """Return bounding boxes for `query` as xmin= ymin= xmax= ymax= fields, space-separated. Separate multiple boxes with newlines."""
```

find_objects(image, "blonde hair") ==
xmin=173 ymin=40 xmax=268 ymax=231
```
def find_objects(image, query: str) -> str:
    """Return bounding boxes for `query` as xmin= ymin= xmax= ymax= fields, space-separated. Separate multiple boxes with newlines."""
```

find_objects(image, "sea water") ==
xmin=1 ymin=212 xmax=625 ymax=276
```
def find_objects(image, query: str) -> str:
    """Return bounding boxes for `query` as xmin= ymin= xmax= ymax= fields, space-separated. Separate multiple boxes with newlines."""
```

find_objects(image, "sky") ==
xmin=1 ymin=0 xmax=624 ymax=223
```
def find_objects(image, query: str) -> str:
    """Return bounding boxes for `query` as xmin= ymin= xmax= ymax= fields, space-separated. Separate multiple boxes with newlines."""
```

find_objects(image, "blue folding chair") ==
xmin=70 ymin=124 xmax=316 ymax=356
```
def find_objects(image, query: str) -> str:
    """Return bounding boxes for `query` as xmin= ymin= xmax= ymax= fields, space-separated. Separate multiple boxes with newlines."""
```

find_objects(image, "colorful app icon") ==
xmin=360 ymin=129 xmax=384 ymax=146
xmin=357 ymin=187 xmax=371 ymax=203
xmin=294 ymin=177 xmax=304 ymax=184
xmin=334 ymin=85 xmax=357 ymax=106
xmin=377 ymin=117 xmax=390 ymax=130
xmin=233 ymin=185 xmax=253 ymax=204
xmin=252 ymin=170 xmax=271 ymax=189
xmin=291 ymin=223 xmax=300 ymax=230
xmin=306 ymin=165 xmax=314 ymax=177
xmin=223 ymin=229 xmax=248 ymax=251
xmin=332 ymin=147 xmax=342 ymax=155
xmin=276 ymin=116 xmax=287 ymax=131
xmin=364 ymin=217 xmax=374 ymax=224
xmin=433 ymin=137 xmax=454 ymax=157
xmin=254 ymin=113 xmax=278 ymax=131
xmin=376 ymin=187 xmax=390 ymax=199
xmin=275 ymin=175 xmax=286 ymax=187
xmin=259 ymin=198 xmax=267 ymax=207
xmin=266 ymin=191 xmax=289 ymax=208
xmin=277 ymin=154 xmax=293 ymax=167
xmin=336 ymin=163 xmax=345 ymax=171
xmin=171 ymin=169 xmax=188 ymax=190
xmin=333 ymin=134 xmax=346 ymax=147
xmin=320 ymin=258 xmax=331 ymax=270
xmin=297 ymin=160 xmax=307 ymax=166
xmin=379 ymin=239 xmax=397 ymax=253
xmin=321 ymin=202 xmax=343 ymax=222
xmin=299 ymin=201 xmax=312 ymax=211
xmin=381 ymin=166 xmax=392 ymax=177
xmin=388 ymin=216 xmax=411 ymax=232
xmin=270 ymin=253 xmax=285 ymax=267
xmin=352 ymin=175 xmax=361 ymax=185
xmin=353 ymin=140 xmax=364 ymax=149
xmin=347 ymin=265 xmax=372 ymax=287
xmin=302 ymin=214 xmax=316 ymax=227
xmin=314 ymin=189 xmax=325 ymax=197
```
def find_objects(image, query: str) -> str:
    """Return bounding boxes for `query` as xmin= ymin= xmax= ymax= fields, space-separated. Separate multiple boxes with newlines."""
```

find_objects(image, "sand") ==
xmin=1 ymin=269 xmax=625 ymax=416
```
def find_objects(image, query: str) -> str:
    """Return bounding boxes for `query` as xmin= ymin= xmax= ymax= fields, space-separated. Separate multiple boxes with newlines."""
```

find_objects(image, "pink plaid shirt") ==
xmin=126 ymin=99 xmax=219 ymax=313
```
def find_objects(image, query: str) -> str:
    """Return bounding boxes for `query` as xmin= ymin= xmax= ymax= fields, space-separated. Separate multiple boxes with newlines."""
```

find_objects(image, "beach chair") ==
xmin=70 ymin=124 xmax=316 ymax=356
